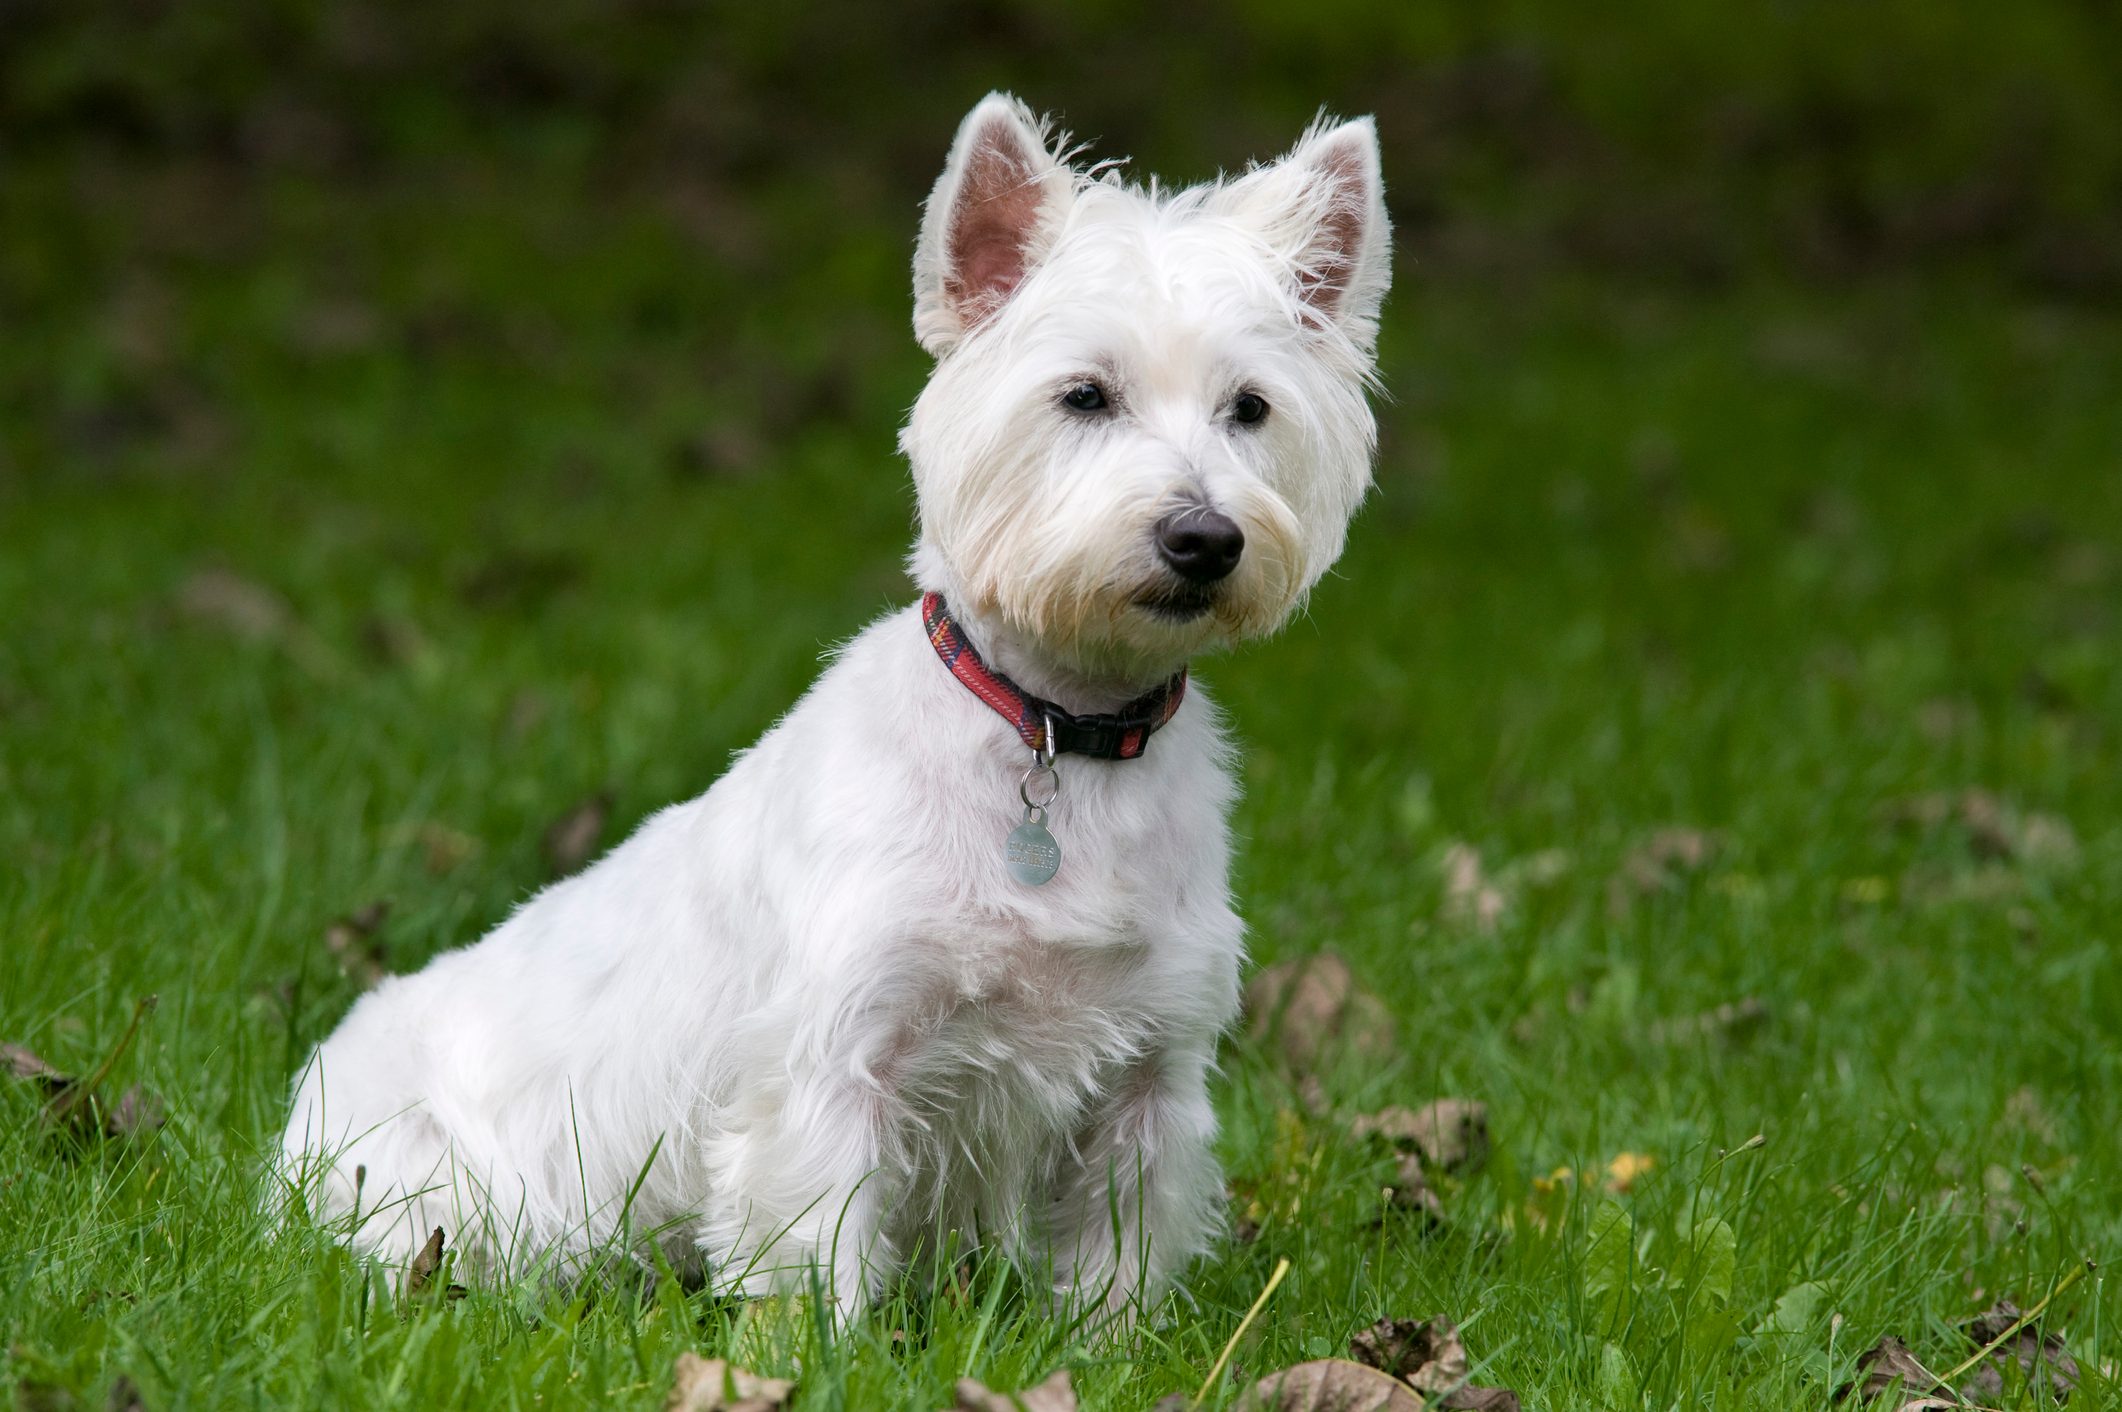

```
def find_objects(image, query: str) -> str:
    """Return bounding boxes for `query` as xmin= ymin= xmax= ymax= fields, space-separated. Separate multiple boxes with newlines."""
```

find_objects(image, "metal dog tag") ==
xmin=1005 ymin=806 xmax=1061 ymax=885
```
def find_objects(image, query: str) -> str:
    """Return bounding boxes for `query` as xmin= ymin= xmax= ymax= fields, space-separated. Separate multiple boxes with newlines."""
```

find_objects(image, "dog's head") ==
xmin=901 ymin=93 xmax=1391 ymax=685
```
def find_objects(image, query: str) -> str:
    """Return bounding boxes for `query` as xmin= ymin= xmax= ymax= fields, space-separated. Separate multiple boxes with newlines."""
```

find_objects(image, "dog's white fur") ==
xmin=279 ymin=93 xmax=1390 ymax=1317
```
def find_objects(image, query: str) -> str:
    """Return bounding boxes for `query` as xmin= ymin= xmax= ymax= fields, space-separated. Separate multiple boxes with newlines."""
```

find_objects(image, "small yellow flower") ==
xmin=1605 ymin=1152 xmax=1656 ymax=1194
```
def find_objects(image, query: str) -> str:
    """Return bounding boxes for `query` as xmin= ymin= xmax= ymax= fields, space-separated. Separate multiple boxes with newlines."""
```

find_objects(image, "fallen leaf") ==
xmin=2011 ymin=813 xmax=2080 ymax=869
xmin=1882 ymin=790 xmax=2080 ymax=870
xmin=1238 ymin=1360 xmax=1424 ymax=1410
xmin=1609 ymin=828 xmax=1720 ymax=912
xmin=416 ymin=822 xmax=480 ymax=875
xmin=1243 ymin=952 xmax=1396 ymax=1073
xmin=1381 ymin=1151 xmax=1444 ymax=1224
xmin=103 ymin=1086 xmax=166 ymax=1138
xmin=324 ymin=901 xmax=391 ymax=988
xmin=544 ymin=791 xmax=615 ymax=876
xmin=2003 ymin=1086 xmax=2059 ymax=1145
xmin=1433 ymin=1392 xmax=1520 ymax=1411
xmin=3 ymin=1043 xmax=64 ymax=1082
xmin=3 ymin=996 xmax=164 ymax=1143
xmin=947 ymin=1368 xmax=1076 ymax=1412
xmin=1958 ymin=1298 xmax=2079 ymax=1402
xmin=1349 ymin=1098 xmax=1490 ymax=1173
xmin=1900 ymin=861 xmax=2024 ymax=908
xmin=1916 ymin=699 xmax=1977 ymax=742
xmin=14 ymin=1380 xmax=73 ymax=1412
xmin=1440 ymin=843 xmax=1506 ymax=933
xmin=1349 ymin=1318 xmax=1522 ymax=1409
xmin=359 ymin=614 xmax=430 ymax=667
xmin=667 ymin=1353 xmax=795 ymax=1412
xmin=1835 ymin=1336 xmax=1950 ymax=1405
xmin=174 ymin=568 xmax=336 ymax=675
xmin=1244 ymin=1355 xmax=1518 ymax=1412
xmin=404 ymin=1226 xmax=467 ymax=1301
xmin=176 ymin=567 xmax=292 ymax=642
xmin=1646 ymin=996 xmax=1769 ymax=1045
xmin=1350 ymin=1317 xmax=1466 ymax=1392
xmin=1605 ymin=1152 xmax=1656 ymax=1194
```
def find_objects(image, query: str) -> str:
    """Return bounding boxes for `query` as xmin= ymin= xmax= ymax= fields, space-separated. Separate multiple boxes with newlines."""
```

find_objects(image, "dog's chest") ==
xmin=890 ymin=918 xmax=1168 ymax=1121
xmin=949 ymin=923 xmax=1145 ymax=1024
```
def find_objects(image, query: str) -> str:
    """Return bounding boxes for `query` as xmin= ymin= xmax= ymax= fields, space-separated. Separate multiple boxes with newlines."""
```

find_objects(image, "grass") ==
xmin=3 ymin=141 xmax=2120 ymax=1410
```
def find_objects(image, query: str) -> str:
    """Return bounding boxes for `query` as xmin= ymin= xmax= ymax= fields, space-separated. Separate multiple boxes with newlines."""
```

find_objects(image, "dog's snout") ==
xmin=1154 ymin=508 xmax=1245 ymax=585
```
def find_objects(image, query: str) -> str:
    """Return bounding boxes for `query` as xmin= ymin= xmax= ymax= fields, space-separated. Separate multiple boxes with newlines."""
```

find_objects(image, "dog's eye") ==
xmin=1061 ymin=382 xmax=1109 ymax=413
xmin=1231 ymin=391 xmax=1269 ymax=426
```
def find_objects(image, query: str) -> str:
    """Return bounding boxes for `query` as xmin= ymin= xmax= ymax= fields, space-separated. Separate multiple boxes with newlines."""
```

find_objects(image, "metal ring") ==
xmin=1020 ymin=763 xmax=1060 ymax=810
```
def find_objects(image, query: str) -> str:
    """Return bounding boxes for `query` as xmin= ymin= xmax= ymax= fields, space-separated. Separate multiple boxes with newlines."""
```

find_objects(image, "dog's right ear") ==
xmin=913 ymin=93 xmax=1075 ymax=356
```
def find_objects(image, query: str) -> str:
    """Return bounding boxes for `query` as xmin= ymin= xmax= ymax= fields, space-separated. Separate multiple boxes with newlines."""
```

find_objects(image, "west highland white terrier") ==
xmin=280 ymin=92 xmax=1391 ymax=1319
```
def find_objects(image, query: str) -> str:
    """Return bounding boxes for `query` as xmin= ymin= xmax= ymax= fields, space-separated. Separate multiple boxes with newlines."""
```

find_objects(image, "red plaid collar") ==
xmin=921 ymin=593 xmax=1187 ymax=760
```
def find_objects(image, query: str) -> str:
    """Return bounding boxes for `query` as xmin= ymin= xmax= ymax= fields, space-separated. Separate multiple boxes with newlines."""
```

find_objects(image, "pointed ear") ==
xmin=913 ymin=93 xmax=1076 ymax=356
xmin=1218 ymin=116 xmax=1392 ymax=349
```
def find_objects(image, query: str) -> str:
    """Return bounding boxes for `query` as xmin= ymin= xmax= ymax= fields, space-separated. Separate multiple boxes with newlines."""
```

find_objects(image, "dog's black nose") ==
xmin=1154 ymin=508 xmax=1245 ymax=585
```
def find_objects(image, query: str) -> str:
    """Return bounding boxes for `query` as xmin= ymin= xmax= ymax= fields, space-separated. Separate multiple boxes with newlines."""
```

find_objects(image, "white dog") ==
xmin=280 ymin=92 xmax=1390 ymax=1319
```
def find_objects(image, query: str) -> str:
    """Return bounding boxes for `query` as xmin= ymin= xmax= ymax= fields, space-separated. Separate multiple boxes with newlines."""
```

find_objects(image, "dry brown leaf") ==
xmin=325 ymin=901 xmax=391 ymax=988
xmin=1244 ymin=1355 xmax=1518 ymax=1412
xmin=1958 ymin=1298 xmax=2079 ymax=1403
xmin=1244 ymin=952 xmax=1396 ymax=1073
xmin=667 ymin=1353 xmax=795 ymax=1412
xmin=1609 ymin=827 xmax=1720 ymax=912
xmin=416 ymin=823 xmax=480 ymax=875
xmin=3 ymin=997 xmax=164 ymax=1143
xmin=359 ymin=614 xmax=430 ymax=667
xmin=544 ymin=791 xmax=615 ymax=876
xmin=1882 ymin=790 xmax=2079 ymax=870
xmin=1350 ymin=1098 xmax=1490 ymax=1173
xmin=947 ymin=1368 xmax=1076 ymax=1412
xmin=4 ymin=1042 xmax=64 ymax=1082
xmin=1440 ymin=843 xmax=1506 ymax=933
xmin=1835 ymin=1336 xmax=1950 ymax=1404
xmin=1381 ymin=1151 xmax=1444 ymax=1224
xmin=2003 ymin=1086 xmax=2060 ymax=1145
xmin=1347 ymin=1315 xmax=1521 ymax=1408
xmin=1434 ymin=1391 xmax=1520 ymax=1412
xmin=104 ymin=1086 xmax=166 ymax=1138
xmin=1646 ymin=996 xmax=1769 ymax=1045
xmin=404 ymin=1226 xmax=467 ymax=1301
xmin=174 ymin=568 xmax=335 ymax=675
xmin=1350 ymin=1317 xmax=1467 ymax=1392
xmin=177 ymin=567 xmax=294 ymax=642
xmin=1238 ymin=1359 xmax=1424 ymax=1411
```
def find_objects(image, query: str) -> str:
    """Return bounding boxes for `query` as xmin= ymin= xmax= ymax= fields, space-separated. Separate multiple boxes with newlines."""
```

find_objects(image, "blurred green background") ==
xmin=4 ymin=4 xmax=2121 ymax=1408
xmin=8 ymin=0 xmax=2122 ymax=468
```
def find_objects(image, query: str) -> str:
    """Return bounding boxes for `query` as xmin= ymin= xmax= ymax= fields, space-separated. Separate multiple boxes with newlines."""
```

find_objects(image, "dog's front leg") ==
xmin=1038 ymin=1043 xmax=1222 ymax=1323
xmin=703 ymin=1075 xmax=898 ymax=1319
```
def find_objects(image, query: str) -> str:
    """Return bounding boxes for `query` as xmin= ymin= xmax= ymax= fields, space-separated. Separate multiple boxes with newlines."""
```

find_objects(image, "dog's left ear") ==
xmin=913 ymin=93 xmax=1077 ymax=356
xmin=1217 ymin=116 xmax=1393 ymax=352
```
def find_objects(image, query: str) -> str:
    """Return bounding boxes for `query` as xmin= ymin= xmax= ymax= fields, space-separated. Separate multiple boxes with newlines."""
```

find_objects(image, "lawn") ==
xmin=4 ymin=77 xmax=2121 ymax=1411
